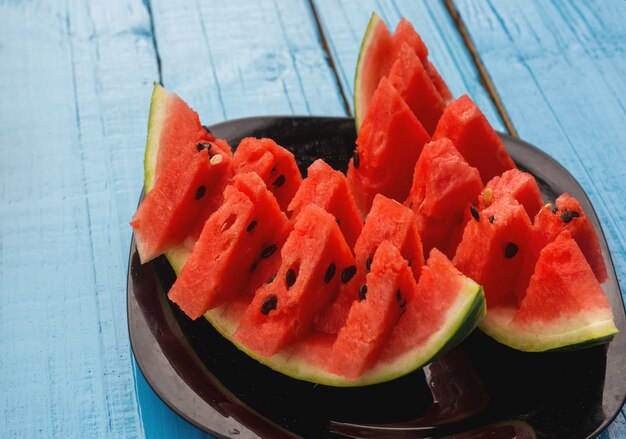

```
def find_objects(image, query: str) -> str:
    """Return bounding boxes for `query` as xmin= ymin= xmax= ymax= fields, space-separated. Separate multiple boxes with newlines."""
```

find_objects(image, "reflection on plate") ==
xmin=128 ymin=117 xmax=626 ymax=439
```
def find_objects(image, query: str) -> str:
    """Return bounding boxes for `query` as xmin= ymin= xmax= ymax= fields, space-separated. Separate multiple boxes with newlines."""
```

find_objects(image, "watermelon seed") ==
xmin=286 ymin=268 xmax=297 ymax=288
xmin=220 ymin=214 xmax=237 ymax=232
xmin=266 ymin=273 xmax=276 ymax=284
xmin=196 ymin=142 xmax=212 ymax=152
xmin=272 ymin=175 xmax=286 ymax=187
xmin=195 ymin=186 xmax=206 ymax=200
xmin=341 ymin=265 xmax=357 ymax=283
xmin=551 ymin=206 xmax=558 ymax=214
xmin=246 ymin=220 xmax=258 ymax=232
xmin=400 ymin=299 xmax=407 ymax=308
xmin=261 ymin=244 xmax=277 ymax=259
xmin=250 ymin=261 xmax=258 ymax=272
xmin=396 ymin=289 xmax=401 ymax=301
xmin=336 ymin=218 xmax=341 ymax=226
xmin=470 ymin=205 xmax=480 ymax=222
xmin=482 ymin=188 xmax=494 ymax=206
xmin=504 ymin=242 xmax=519 ymax=259
xmin=210 ymin=154 xmax=223 ymax=165
xmin=365 ymin=257 xmax=373 ymax=272
xmin=358 ymin=285 xmax=367 ymax=301
xmin=560 ymin=209 xmax=580 ymax=224
xmin=202 ymin=125 xmax=213 ymax=136
xmin=489 ymin=215 xmax=495 ymax=224
xmin=261 ymin=295 xmax=278 ymax=315
xmin=353 ymin=150 xmax=360 ymax=169
xmin=324 ymin=263 xmax=336 ymax=283
xmin=271 ymin=167 xmax=276 ymax=173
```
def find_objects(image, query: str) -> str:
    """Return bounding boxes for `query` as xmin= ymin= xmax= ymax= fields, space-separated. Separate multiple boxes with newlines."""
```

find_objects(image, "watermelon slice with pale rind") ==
xmin=288 ymin=159 xmax=362 ymax=248
xmin=480 ymin=231 xmax=617 ymax=352
xmin=354 ymin=14 xmax=452 ymax=130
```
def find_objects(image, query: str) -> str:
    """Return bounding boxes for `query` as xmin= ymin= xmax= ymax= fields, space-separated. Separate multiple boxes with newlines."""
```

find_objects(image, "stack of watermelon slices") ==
xmin=131 ymin=14 xmax=618 ymax=385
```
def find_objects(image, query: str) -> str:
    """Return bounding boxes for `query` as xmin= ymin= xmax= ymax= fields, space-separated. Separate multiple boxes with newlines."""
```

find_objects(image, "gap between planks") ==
xmin=308 ymin=0 xmax=353 ymax=116
xmin=443 ymin=0 xmax=518 ymax=137
xmin=144 ymin=0 xmax=163 ymax=85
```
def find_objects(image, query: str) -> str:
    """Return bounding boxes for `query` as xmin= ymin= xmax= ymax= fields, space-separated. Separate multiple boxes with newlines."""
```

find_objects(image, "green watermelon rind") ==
xmin=210 ymin=277 xmax=484 ymax=387
xmin=479 ymin=307 xmax=618 ymax=352
xmin=143 ymin=83 xmax=170 ymax=193
xmin=353 ymin=12 xmax=386 ymax=130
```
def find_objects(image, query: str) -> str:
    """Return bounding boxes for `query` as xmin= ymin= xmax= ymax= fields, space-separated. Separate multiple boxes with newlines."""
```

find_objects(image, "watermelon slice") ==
xmin=168 ymin=172 xmax=289 ymax=319
xmin=453 ymin=196 xmax=533 ymax=307
xmin=405 ymin=137 xmax=483 ymax=258
xmin=433 ymin=94 xmax=516 ymax=184
xmin=314 ymin=194 xmax=423 ymax=334
xmin=234 ymin=204 xmax=355 ymax=357
xmin=354 ymin=13 xmax=452 ymax=129
xmin=480 ymin=169 xmax=544 ymax=219
xmin=288 ymin=159 xmax=362 ymax=248
xmin=231 ymin=137 xmax=302 ymax=212
xmin=347 ymin=77 xmax=430 ymax=215
xmin=480 ymin=231 xmax=618 ymax=351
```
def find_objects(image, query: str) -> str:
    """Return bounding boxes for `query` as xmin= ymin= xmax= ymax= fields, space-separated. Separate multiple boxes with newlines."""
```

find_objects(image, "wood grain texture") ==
xmin=312 ymin=0 xmax=505 ymax=131
xmin=149 ymin=0 xmax=347 ymax=122
xmin=451 ymin=1 xmax=626 ymax=436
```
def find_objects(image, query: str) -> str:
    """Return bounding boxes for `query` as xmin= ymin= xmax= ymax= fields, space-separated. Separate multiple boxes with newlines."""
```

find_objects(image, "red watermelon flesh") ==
xmin=314 ymin=194 xmax=423 ymax=334
xmin=513 ymin=231 xmax=613 ymax=330
xmin=453 ymin=196 xmax=532 ymax=307
xmin=327 ymin=241 xmax=416 ymax=379
xmin=379 ymin=248 xmax=473 ymax=361
xmin=480 ymin=169 xmax=544 ymax=219
xmin=388 ymin=44 xmax=447 ymax=135
xmin=288 ymin=159 xmax=362 ymax=248
xmin=347 ymin=77 xmax=431 ymax=215
xmin=131 ymin=147 xmax=232 ymax=263
xmin=405 ymin=138 xmax=483 ymax=258
xmin=167 ymin=172 xmax=289 ymax=319
xmin=433 ymin=95 xmax=516 ymax=184
xmin=234 ymin=204 xmax=354 ymax=357
xmin=385 ymin=18 xmax=452 ymax=104
xmin=231 ymin=137 xmax=302 ymax=212
xmin=514 ymin=193 xmax=608 ymax=303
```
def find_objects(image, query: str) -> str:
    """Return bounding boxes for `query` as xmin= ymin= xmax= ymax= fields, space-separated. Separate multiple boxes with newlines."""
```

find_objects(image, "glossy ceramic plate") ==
xmin=127 ymin=117 xmax=626 ymax=439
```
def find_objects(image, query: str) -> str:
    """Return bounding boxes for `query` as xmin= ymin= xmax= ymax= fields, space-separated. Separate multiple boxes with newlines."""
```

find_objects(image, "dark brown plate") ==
xmin=127 ymin=116 xmax=626 ymax=439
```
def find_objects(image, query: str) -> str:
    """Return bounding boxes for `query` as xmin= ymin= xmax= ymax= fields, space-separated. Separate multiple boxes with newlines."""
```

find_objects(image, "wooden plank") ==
xmin=451 ymin=1 xmax=626 ymax=436
xmin=0 ymin=0 xmax=164 ymax=437
xmin=149 ymin=0 xmax=347 ymax=123
xmin=312 ymin=0 xmax=505 ymax=131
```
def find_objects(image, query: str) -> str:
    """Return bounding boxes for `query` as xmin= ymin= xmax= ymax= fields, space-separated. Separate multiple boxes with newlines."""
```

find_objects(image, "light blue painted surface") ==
xmin=452 ymin=1 xmax=626 ymax=436
xmin=1 ymin=0 xmax=624 ymax=437
xmin=312 ymin=0 xmax=505 ymax=130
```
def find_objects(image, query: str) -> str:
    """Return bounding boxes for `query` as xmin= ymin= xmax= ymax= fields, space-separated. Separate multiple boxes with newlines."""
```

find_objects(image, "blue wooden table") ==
xmin=1 ymin=0 xmax=625 ymax=437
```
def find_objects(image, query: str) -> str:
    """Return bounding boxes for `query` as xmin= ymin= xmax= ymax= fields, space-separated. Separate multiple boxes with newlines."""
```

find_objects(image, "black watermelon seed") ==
xmin=261 ymin=295 xmax=278 ymax=315
xmin=560 ymin=209 xmax=580 ymax=224
xmin=324 ymin=263 xmax=336 ymax=283
xmin=396 ymin=289 xmax=401 ymax=301
xmin=271 ymin=167 xmax=276 ymax=173
xmin=272 ymin=175 xmax=286 ymax=187
xmin=470 ymin=205 xmax=480 ymax=222
xmin=266 ymin=273 xmax=276 ymax=284
xmin=246 ymin=220 xmax=258 ymax=232
xmin=504 ymin=242 xmax=519 ymax=259
xmin=202 ymin=125 xmax=213 ymax=136
xmin=488 ymin=215 xmax=495 ymax=224
xmin=353 ymin=150 xmax=360 ymax=169
xmin=551 ymin=206 xmax=558 ymax=214
xmin=341 ymin=265 xmax=357 ymax=283
xmin=196 ymin=142 xmax=212 ymax=152
xmin=358 ymin=285 xmax=368 ymax=301
xmin=365 ymin=257 xmax=373 ymax=272
xmin=195 ymin=185 xmax=206 ymax=200
xmin=286 ymin=268 xmax=297 ymax=288
xmin=400 ymin=299 xmax=407 ymax=308
xmin=260 ymin=244 xmax=277 ymax=259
